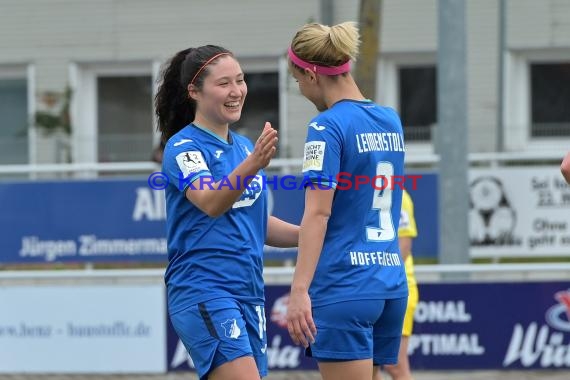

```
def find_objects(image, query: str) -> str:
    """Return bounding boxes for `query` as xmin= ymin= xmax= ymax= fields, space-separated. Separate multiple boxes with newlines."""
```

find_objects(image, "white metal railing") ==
xmin=263 ymin=263 xmax=570 ymax=284
xmin=0 ymin=268 xmax=165 ymax=280
xmin=0 ymin=162 xmax=159 ymax=175
xmin=1 ymin=263 xmax=570 ymax=284
xmin=0 ymin=151 xmax=565 ymax=176
xmin=468 ymin=150 xmax=565 ymax=164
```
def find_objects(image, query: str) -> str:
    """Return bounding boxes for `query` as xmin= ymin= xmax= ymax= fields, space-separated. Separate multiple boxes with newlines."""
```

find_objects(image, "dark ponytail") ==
xmin=155 ymin=45 xmax=233 ymax=144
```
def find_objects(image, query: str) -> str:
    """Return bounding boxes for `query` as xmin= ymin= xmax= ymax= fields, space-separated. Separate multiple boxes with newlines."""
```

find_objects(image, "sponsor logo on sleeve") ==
xmin=175 ymin=151 xmax=209 ymax=177
xmin=302 ymin=141 xmax=325 ymax=172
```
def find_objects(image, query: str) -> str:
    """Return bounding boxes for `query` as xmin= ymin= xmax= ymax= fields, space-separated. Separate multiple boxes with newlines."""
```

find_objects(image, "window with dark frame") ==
xmin=0 ymin=78 xmax=28 ymax=164
xmin=97 ymin=76 xmax=153 ymax=162
xmin=398 ymin=65 xmax=436 ymax=142
xmin=531 ymin=62 xmax=570 ymax=137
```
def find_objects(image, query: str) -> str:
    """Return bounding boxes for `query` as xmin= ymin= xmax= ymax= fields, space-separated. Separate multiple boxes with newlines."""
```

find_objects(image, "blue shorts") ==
xmin=307 ymin=298 xmax=407 ymax=365
xmin=169 ymin=298 xmax=268 ymax=379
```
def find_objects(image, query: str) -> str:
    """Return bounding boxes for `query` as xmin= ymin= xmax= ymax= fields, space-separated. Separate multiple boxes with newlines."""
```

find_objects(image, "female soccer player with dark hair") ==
xmin=156 ymin=45 xmax=299 ymax=380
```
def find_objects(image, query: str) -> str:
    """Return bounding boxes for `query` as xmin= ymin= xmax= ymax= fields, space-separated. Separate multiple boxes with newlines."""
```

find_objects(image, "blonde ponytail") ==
xmin=291 ymin=21 xmax=361 ymax=68
xmin=329 ymin=22 xmax=360 ymax=61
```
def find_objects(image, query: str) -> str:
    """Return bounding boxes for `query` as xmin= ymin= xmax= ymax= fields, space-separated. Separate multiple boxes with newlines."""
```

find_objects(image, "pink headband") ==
xmin=287 ymin=46 xmax=351 ymax=76
xmin=190 ymin=52 xmax=231 ymax=85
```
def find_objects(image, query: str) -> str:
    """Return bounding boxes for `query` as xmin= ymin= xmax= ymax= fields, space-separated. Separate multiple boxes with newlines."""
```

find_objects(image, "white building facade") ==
xmin=0 ymin=0 xmax=569 ymax=166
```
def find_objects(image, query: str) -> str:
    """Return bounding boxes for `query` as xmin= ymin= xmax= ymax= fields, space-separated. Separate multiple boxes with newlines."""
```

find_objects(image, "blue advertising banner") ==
xmin=410 ymin=281 xmax=570 ymax=369
xmin=165 ymin=281 xmax=570 ymax=372
xmin=0 ymin=172 xmax=437 ymax=264
xmin=0 ymin=179 xmax=167 ymax=264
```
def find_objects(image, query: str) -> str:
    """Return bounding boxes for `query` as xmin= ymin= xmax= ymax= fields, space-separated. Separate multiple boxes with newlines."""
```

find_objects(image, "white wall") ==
xmin=1 ymin=0 xmax=570 ymax=163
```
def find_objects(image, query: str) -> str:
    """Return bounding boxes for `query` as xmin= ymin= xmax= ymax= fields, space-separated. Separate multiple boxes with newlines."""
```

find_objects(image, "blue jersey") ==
xmin=302 ymin=99 xmax=407 ymax=307
xmin=162 ymin=124 xmax=267 ymax=314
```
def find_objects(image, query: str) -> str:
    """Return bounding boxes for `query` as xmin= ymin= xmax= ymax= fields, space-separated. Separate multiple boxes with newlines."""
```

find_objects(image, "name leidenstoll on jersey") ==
xmin=162 ymin=124 xmax=267 ymax=314
xmin=302 ymin=99 xmax=408 ymax=307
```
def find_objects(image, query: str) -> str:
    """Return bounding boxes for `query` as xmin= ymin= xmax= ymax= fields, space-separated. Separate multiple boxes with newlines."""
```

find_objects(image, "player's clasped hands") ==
xmin=251 ymin=122 xmax=278 ymax=169
xmin=286 ymin=288 xmax=317 ymax=348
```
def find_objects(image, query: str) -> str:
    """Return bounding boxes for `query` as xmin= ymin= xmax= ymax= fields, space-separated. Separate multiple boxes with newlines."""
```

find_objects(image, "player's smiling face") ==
xmin=192 ymin=56 xmax=247 ymax=127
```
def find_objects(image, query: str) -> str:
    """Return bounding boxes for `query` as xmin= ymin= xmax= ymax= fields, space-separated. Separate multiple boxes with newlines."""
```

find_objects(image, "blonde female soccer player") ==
xmin=285 ymin=22 xmax=408 ymax=380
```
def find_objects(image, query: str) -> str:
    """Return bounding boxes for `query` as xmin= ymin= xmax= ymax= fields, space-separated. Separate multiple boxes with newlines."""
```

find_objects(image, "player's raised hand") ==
xmin=250 ymin=122 xmax=278 ymax=169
